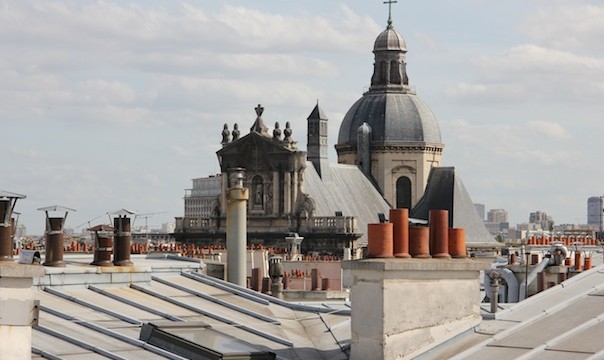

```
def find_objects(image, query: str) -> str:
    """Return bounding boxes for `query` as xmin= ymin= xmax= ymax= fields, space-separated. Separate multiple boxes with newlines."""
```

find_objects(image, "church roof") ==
xmin=303 ymin=162 xmax=391 ymax=245
xmin=411 ymin=167 xmax=496 ymax=245
xmin=337 ymin=91 xmax=442 ymax=145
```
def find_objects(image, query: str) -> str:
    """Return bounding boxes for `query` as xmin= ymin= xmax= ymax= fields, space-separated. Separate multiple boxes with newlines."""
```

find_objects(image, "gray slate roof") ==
xmin=337 ymin=92 xmax=442 ymax=146
xmin=411 ymin=167 xmax=496 ymax=244
xmin=303 ymin=162 xmax=392 ymax=244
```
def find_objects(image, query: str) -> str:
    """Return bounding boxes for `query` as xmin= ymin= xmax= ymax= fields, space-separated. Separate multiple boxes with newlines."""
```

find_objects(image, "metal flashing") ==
xmin=152 ymin=275 xmax=280 ymax=324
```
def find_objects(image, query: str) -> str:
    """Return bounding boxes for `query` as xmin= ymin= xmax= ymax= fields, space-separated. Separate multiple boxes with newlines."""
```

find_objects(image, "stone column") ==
xmin=0 ymin=263 xmax=44 ymax=358
xmin=291 ymin=171 xmax=298 ymax=211
xmin=272 ymin=171 xmax=279 ymax=216
xmin=283 ymin=172 xmax=291 ymax=214
xmin=226 ymin=169 xmax=249 ymax=287
xmin=343 ymin=258 xmax=490 ymax=360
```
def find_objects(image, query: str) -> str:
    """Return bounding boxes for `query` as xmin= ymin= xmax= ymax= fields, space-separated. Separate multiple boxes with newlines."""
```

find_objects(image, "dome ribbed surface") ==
xmin=337 ymin=92 xmax=442 ymax=145
xmin=374 ymin=28 xmax=407 ymax=52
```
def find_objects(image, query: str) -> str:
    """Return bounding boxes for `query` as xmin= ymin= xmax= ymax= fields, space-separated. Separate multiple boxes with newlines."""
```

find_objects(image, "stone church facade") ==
xmin=174 ymin=16 xmax=452 ymax=253
xmin=174 ymin=103 xmax=391 ymax=254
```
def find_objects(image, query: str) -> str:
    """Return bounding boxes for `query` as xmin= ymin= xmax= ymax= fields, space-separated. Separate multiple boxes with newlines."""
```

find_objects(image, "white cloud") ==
xmin=0 ymin=0 xmax=380 ymax=137
xmin=448 ymin=45 xmax=604 ymax=106
xmin=442 ymin=118 xmax=574 ymax=166
xmin=523 ymin=2 xmax=604 ymax=54
xmin=526 ymin=120 xmax=570 ymax=140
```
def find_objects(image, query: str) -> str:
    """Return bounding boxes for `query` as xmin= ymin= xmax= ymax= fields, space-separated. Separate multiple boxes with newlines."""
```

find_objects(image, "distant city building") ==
xmin=184 ymin=175 xmax=222 ymax=218
xmin=14 ymin=224 xmax=27 ymax=238
xmin=474 ymin=203 xmax=485 ymax=221
xmin=63 ymin=227 xmax=75 ymax=237
xmin=587 ymin=196 xmax=603 ymax=231
xmin=483 ymin=209 xmax=509 ymax=239
xmin=487 ymin=209 xmax=508 ymax=223
xmin=529 ymin=210 xmax=554 ymax=231
xmin=162 ymin=222 xmax=175 ymax=233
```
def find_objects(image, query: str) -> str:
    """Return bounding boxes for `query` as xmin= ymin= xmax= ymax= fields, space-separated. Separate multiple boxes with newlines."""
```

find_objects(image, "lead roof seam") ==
xmin=87 ymin=284 xmax=186 ymax=322
xmin=130 ymin=283 xmax=294 ymax=347
xmin=42 ymin=286 xmax=141 ymax=325
xmin=34 ymin=324 xmax=129 ymax=360
xmin=510 ymin=314 xmax=604 ymax=360
xmin=39 ymin=304 xmax=189 ymax=360
xmin=151 ymin=275 xmax=281 ymax=325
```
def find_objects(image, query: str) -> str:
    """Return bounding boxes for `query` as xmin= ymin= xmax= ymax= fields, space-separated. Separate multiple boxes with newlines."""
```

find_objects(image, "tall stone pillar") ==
xmin=226 ymin=168 xmax=249 ymax=287
xmin=291 ymin=171 xmax=298 ymax=211
xmin=283 ymin=172 xmax=291 ymax=214
xmin=272 ymin=171 xmax=279 ymax=216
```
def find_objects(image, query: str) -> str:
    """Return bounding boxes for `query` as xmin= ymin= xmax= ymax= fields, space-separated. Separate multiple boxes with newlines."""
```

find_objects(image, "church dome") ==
xmin=374 ymin=27 xmax=407 ymax=52
xmin=337 ymin=92 xmax=441 ymax=145
xmin=337 ymin=21 xmax=442 ymax=148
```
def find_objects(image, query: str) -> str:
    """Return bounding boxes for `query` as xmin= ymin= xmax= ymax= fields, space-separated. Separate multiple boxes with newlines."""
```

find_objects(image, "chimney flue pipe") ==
xmin=38 ymin=205 xmax=76 ymax=267
xmin=0 ymin=192 xmax=26 ymax=261
xmin=113 ymin=216 xmax=133 ymax=266
xmin=226 ymin=168 xmax=249 ymax=287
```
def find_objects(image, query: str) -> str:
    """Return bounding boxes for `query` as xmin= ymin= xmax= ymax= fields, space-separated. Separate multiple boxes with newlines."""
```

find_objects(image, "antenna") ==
xmin=133 ymin=211 xmax=169 ymax=242
xmin=75 ymin=215 xmax=104 ymax=230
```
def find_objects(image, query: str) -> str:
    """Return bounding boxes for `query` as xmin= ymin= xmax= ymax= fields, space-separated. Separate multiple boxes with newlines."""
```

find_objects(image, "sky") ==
xmin=1 ymin=0 xmax=603 ymax=235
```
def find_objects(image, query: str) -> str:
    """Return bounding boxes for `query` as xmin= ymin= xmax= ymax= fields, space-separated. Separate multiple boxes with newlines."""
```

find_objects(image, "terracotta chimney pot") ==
xmin=390 ymin=209 xmax=411 ymax=258
xmin=409 ymin=226 xmax=430 ymax=258
xmin=367 ymin=223 xmax=394 ymax=258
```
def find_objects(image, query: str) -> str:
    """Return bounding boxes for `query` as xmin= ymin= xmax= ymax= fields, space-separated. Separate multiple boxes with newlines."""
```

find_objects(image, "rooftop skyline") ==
xmin=2 ymin=0 xmax=603 ymax=235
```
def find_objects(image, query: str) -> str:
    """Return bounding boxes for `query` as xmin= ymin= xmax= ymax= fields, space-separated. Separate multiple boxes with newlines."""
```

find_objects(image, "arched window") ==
xmin=396 ymin=176 xmax=412 ymax=209
xmin=252 ymin=175 xmax=264 ymax=208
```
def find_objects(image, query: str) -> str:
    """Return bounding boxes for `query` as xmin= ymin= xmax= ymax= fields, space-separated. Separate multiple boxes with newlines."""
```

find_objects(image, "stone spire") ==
xmin=307 ymin=102 xmax=330 ymax=180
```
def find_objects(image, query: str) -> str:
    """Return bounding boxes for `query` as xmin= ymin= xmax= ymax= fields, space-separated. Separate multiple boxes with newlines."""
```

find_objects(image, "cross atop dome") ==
xmin=383 ymin=0 xmax=397 ymax=29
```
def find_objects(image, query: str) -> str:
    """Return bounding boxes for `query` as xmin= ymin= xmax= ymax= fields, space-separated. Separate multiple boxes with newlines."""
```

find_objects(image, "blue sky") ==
xmin=2 ymin=0 xmax=603 ymax=235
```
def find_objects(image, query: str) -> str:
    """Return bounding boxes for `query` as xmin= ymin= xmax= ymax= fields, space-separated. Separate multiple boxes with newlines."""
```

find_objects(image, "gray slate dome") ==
xmin=337 ymin=22 xmax=442 ymax=147
xmin=374 ymin=28 xmax=407 ymax=52
xmin=337 ymin=92 xmax=442 ymax=145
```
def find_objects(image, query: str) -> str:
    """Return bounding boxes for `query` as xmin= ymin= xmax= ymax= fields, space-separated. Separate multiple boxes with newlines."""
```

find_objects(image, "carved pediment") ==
xmin=217 ymin=132 xmax=305 ymax=172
